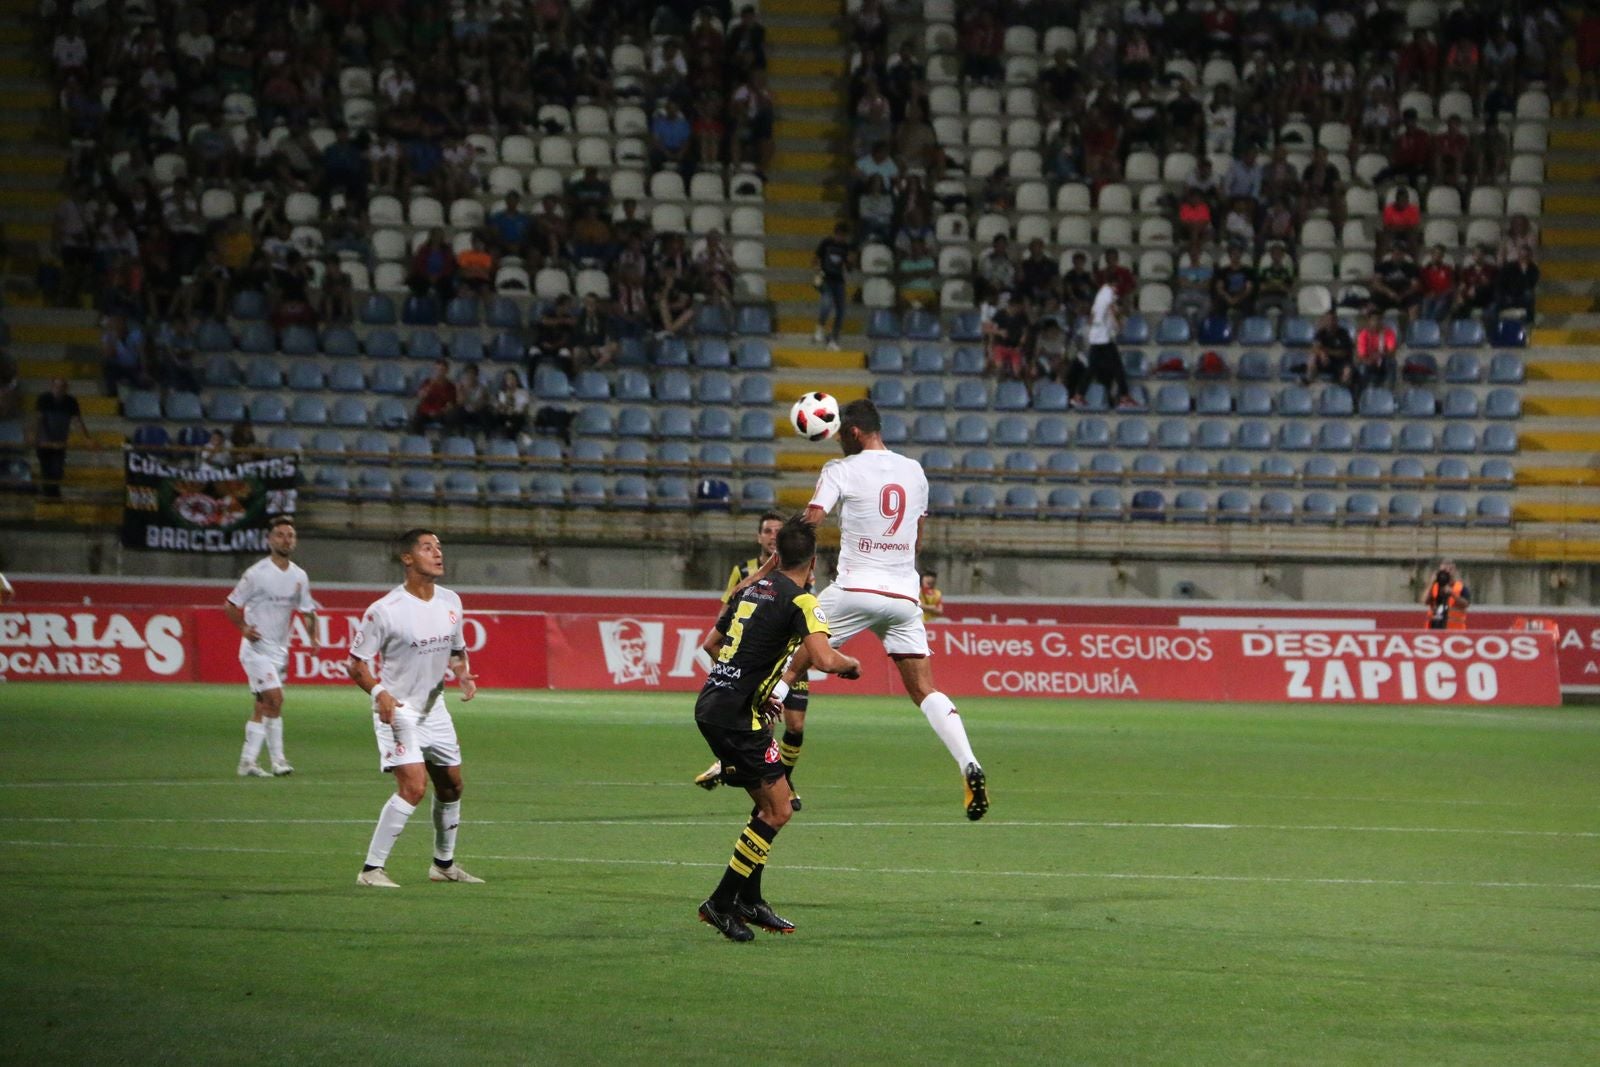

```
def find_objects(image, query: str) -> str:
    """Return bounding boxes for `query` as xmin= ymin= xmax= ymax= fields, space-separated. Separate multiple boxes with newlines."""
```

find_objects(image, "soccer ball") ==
xmin=788 ymin=391 xmax=840 ymax=442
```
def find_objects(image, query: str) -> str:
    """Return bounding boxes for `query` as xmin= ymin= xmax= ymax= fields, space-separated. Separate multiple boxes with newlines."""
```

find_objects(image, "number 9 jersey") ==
xmin=696 ymin=572 xmax=830 ymax=731
xmin=808 ymin=450 xmax=930 ymax=603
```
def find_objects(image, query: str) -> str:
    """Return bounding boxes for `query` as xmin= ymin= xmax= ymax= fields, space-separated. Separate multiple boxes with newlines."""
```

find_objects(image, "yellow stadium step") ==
xmin=775 ymin=119 xmax=843 ymax=141
xmin=1531 ymin=326 xmax=1600 ymax=346
xmin=777 ymin=485 xmax=815 ymax=510
xmin=33 ymin=500 xmax=120 ymax=525
xmin=767 ymin=215 xmax=839 ymax=237
xmin=5 ymin=220 xmax=49 ymax=242
xmin=768 ymin=26 xmax=841 ymax=47
xmin=770 ymin=279 xmax=828 ymax=302
xmin=1539 ymin=293 xmax=1594 ymax=314
xmin=1525 ymin=396 xmax=1600 ymax=418
xmin=766 ymin=181 xmax=842 ymax=204
xmin=1552 ymin=129 xmax=1600 ymax=150
xmin=15 ymin=357 xmax=96 ymax=378
xmin=774 ymin=382 xmax=867 ymax=404
xmin=77 ymin=396 xmax=118 ymax=417
xmin=1516 ymin=467 xmax=1600 ymax=487
xmin=1514 ymin=502 xmax=1600 ymax=523
xmin=1509 ymin=538 xmax=1600 ymax=562
xmin=0 ymin=188 xmax=60 ymax=209
xmin=1539 ymin=226 xmax=1600 ymax=247
xmin=1528 ymin=360 xmax=1600 ymax=381
xmin=764 ymin=0 xmax=837 ymax=14
xmin=0 ymin=24 xmax=29 ymax=44
xmin=0 ymin=154 xmax=62 ymax=176
xmin=771 ymin=344 xmax=864 ymax=370
xmin=769 ymin=55 xmax=845 ymax=78
xmin=1545 ymin=160 xmax=1600 ymax=182
xmin=1521 ymin=430 xmax=1600 ymax=452
xmin=12 ymin=322 xmax=101 ymax=346
xmin=1539 ymin=260 xmax=1600 ymax=283
xmin=0 ymin=56 xmax=35 ymax=78
xmin=0 ymin=87 xmax=50 ymax=110
xmin=772 ymin=87 xmax=840 ymax=110
xmin=1545 ymin=194 xmax=1600 ymax=215
xmin=64 ymin=466 xmax=123 ymax=489
xmin=0 ymin=121 xmax=40 ymax=142
xmin=771 ymin=150 xmax=838 ymax=172
xmin=777 ymin=313 xmax=864 ymax=334
xmin=777 ymin=450 xmax=831 ymax=472
xmin=768 ymin=248 xmax=816 ymax=269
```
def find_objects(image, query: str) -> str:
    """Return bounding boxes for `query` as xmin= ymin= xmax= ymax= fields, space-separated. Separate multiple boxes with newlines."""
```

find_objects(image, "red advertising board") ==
xmin=3 ymin=577 xmax=1583 ymax=698
xmin=541 ymin=613 xmax=1561 ymax=706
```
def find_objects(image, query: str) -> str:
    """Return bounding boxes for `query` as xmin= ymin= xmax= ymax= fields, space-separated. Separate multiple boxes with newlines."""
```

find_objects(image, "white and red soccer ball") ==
xmin=788 ymin=391 xmax=840 ymax=442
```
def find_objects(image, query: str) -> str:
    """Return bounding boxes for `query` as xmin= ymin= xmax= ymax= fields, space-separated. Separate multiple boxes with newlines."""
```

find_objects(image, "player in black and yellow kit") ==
xmin=695 ymin=510 xmax=815 ymax=808
xmin=694 ymin=516 xmax=861 ymax=942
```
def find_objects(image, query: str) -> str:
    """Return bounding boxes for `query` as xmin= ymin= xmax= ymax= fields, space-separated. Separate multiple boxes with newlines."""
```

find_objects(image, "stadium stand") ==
xmin=0 ymin=0 xmax=1597 ymax=559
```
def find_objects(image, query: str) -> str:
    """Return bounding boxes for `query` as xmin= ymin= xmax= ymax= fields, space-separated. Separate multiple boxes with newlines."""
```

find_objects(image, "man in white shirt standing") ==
xmin=1084 ymin=279 xmax=1135 ymax=409
xmin=782 ymin=399 xmax=989 ymax=820
xmin=347 ymin=529 xmax=484 ymax=888
xmin=225 ymin=515 xmax=316 ymax=778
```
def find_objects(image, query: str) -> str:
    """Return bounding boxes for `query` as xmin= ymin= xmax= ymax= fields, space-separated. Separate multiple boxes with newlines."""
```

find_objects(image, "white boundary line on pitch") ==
xmin=0 ymin=837 xmax=1595 ymax=892
xmin=1 ymin=815 xmax=1594 ymax=839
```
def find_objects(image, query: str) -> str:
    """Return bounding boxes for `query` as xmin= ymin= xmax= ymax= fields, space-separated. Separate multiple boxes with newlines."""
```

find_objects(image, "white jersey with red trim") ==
xmin=809 ymin=448 xmax=928 ymax=602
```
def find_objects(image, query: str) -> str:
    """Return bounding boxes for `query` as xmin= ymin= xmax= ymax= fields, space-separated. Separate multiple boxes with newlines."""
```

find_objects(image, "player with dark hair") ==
xmin=347 ymin=529 xmax=483 ymax=888
xmin=785 ymin=398 xmax=989 ymax=819
xmin=694 ymin=515 xmax=861 ymax=941
xmin=695 ymin=509 xmax=814 ymax=804
xmin=224 ymin=514 xmax=316 ymax=777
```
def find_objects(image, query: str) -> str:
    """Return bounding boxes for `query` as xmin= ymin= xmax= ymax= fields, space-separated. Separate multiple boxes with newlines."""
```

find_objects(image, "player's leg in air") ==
xmin=892 ymin=653 xmax=987 ymax=820
xmin=237 ymin=659 xmax=291 ymax=777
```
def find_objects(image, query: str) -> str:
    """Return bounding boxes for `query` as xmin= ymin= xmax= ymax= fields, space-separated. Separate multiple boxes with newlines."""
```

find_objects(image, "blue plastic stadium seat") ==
xmin=1358 ymin=422 xmax=1395 ymax=452
xmin=237 ymin=321 xmax=275 ymax=354
xmin=951 ymin=347 xmax=986 ymax=375
xmin=1406 ymin=320 xmax=1442 ymax=349
xmin=1259 ymin=456 xmax=1295 ymax=482
xmin=695 ymin=339 xmax=733 ymax=368
xmin=951 ymin=381 xmax=987 ymax=410
xmin=1359 ymin=387 xmax=1396 ymax=417
xmin=994 ymin=416 xmax=1030 ymax=446
xmin=1237 ymin=350 xmax=1272 ymax=380
xmin=129 ymin=424 xmax=169 ymax=446
xmin=409 ymin=330 xmax=446 ymax=361
xmin=1196 ymin=383 xmax=1232 ymax=415
xmin=356 ymin=468 xmax=394 ymax=499
xmin=1196 ymin=315 xmax=1232 ymax=345
xmin=927 ymin=483 xmax=958 ymax=516
xmin=333 ymin=397 xmax=371 ymax=427
xmin=312 ymin=467 xmax=351 ymax=494
xmin=1154 ymin=383 xmax=1192 ymax=414
xmin=203 ymin=354 xmax=240 ymax=388
xmin=1400 ymin=388 xmax=1437 ymax=418
xmin=614 ymin=407 xmax=652 ymax=437
xmin=250 ymin=395 xmax=288 ymax=425
xmin=737 ymin=340 xmax=773 ymax=369
xmin=1240 ymin=422 xmax=1279 ymax=452
xmin=920 ymin=448 xmax=954 ymax=475
xmin=1086 ymin=488 xmax=1124 ymax=520
xmin=616 ymin=337 xmax=649 ymax=367
xmin=1130 ymin=489 xmax=1166 ymax=521
xmin=1004 ymin=450 xmax=1038 ymax=475
xmin=696 ymin=409 xmax=734 ymax=439
xmin=1118 ymin=314 xmax=1151 ymax=345
xmin=1278 ymin=351 xmax=1309 ymax=380
xmin=1075 ymin=417 xmax=1110 ymax=448
xmin=360 ymin=294 xmax=397 ymax=325
xmin=1479 ymin=458 xmax=1514 ymax=485
xmin=948 ymin=310 xmax=983 ymax=342
xmin=231 ymin=289 xmax=268 ymax=320
xmin=880 ymin=413 xmax=909 ymax=444
xmin=164 ymin=392 xmax=204 ymax=421
xmin=1388 ymin=493 xmax=1423 ymax=524
xmin=699 ymin=443 xmax=736 ymax=472
xmin=735 ymin=306 xmax=772 ymax=336
xmin=654 ymin=478 xmax=692 ymax=510
xmin=528 ymin=474 xmax=568 ymax=507
xmin=656 ymin=369 xmax=693 ymax=404
xmin=1089 ymin=453 xmax=1124 ymax=482
xmin=445 ymin=296 xmax=481 ymax=327
xmin=1434 ymin=457 xmax=1471 ymax=486
xmin=654 ymin=336 xmax=690 ymax=367
xmin=1345 ymin=492 xmax=1381 ymax=525
xmin=1000 ymin=486 xmax=1039 ymax=518
xmin=328 ymin=364 xmax=369 ymax=393
xmin=904 ymin=310 xmax=941 ymax=341
xmin=123 ymin=390 xmax=162 ymax=421
xmin=872 ymin=379 xmax=908 ymax=409
xmin=1481 ymin=425 xmax=1517 ymax=454
xmin=1444 ymin=352 xmax=1482 ymax=383
xmin=290 ymin=395 xmax=328 ymax=425
xmin=693 ymin=304 xmax=730 ymax=337
xmin=1216 ymin=489 xmax=1252 ymax=523
xmin=1115 ymin=418 xmax=1151 ymax=449
xmin=1489 ymin=319 xmax=1526 ymax=348
xmin=1440 ymin=424 xmax=1478 ymax=453
xmin=489 ymin=332 xmax=523 ymax=363
xmin=1302 ymin=455 xmax=1339 ymax=485
xmin=1487 ymin=352 xmax=1525 ymax=384
xmin=1174 ymin=454 xmax=1210 ymax=482
xmin=1217 ymin=455 xmax=1252 ymax=481
xmin=738 ymin=377 xmax=773 ymax=406
xmin=486 ymin=296 xmax=522 ymax=330
xmin=1277 ymin=422 xmax=1312 ymax=450
xmin=1157 ymin=420 xmax=1192 ymax=449
xmin=1197 ymin=421 xmax=1234 ymax=449
xmin=1238 ymin=317 xmax=1275 ymax=346
xmin=868 ymin=344 xmax=904 ymax=373
xmin=867 ymin=310 xmax=900 ymax=339
xmin=1345 ymin=456 xmax=1382 ymax=484
xmin=961 ymin=484 xmax=998 ymax=516
xmin=1278 ymin=385 xmax=1313 ymax=417
xmin=1447 ymin=319 xmax=1486 ymax=348
xmin=613 ymin=475 xmax=651 ymax=507
xmin=1318 ymin=387 xmax=1354 ymax=417
xmin=1301 ymin=491 xmax=1338 ymax=523
xmin=1173 ymin=489 xmax=1209 ymax=521
xmin=738 ymin=411 xmax=774 ymax=440
xmin=402 ymin=295 xmax=440 ymax=326
xmin=1238 ymin=384 xmax=1273 ymax=415
xmin=1485 ymin=388 xmax=1521 ymax=419
xmin=953 ymin=414 xmax=990 ymax=445
xmin=1442 ymin=387 xmax=1479 ymax=419
xmin=1280 ymin=317 xmax=1316 ymax=347
xmin=1044 ymin=487 xmax=1082 ymax=519
xmin=1432 ymin=493 xmax=1470 ymax=525
xmin=575 ymin=407 xmax=614 ymax=437
xmin=486 ymin=472 xmax=523 ymax=504
xmin=369 ymin=363 xmax=404 ymax=396
xmin=994 ymin=380 xmax=1029 ymax=411
xmin=1032 ymin=380 xmax=1069 ymax=411
xmin=359 ymin=328 xmax=399 ymax=360
xmin=1259 ymin=490 xmax=1295 ymax=522
xmin=1035 ymin=417 xmax=1069 ymax=448
xmin=1385 ymin=456 xmax=1422 ymax=482
xmin=569 ymin=440 xmax=605 ymax=469
xmin=570 ymin=475 xmax=608 ymax=507
xmin=399 ymin=470 xmax=439 ymax=501
xmin=1121 ymin=349 xmax=1148 ymax=379
xmin=1129 ymin=453 xmax=1165 ymax=483
xmin=1476 ymin=496 xmax=1512 ymax=525
xmin=908 ymin=344 xmax=944 ymax=374
xmin=322 ymin=325 xmax=361 ymax=357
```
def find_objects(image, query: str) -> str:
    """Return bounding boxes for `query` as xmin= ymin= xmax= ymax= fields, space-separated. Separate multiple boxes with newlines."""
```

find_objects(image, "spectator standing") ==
xmin=34 ymin=378 xmax=89 ymax=499
xmin=1084 ymin=279 xmax=1133 ymax=409
xmin=813 ymin=222 xmax=854 ymax=350
xmin=987 ymin=292 xmax=1029 ymax=380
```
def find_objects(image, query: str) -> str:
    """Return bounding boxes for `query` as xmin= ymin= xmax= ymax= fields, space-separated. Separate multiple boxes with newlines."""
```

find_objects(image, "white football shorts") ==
xmin=815 ymin=584 xmax=930 ymax=657
xmin=240 ymin=645 xmax=287 ymax=694
xmin=372 ymin=700 xmax=462 ymax=772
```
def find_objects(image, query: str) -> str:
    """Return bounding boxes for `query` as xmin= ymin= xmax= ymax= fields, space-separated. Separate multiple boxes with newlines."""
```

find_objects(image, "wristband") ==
xmin=768 ymin=679 xmax=789 ymax=705
xmin=371 ymin=684 xmax=388 ymax=701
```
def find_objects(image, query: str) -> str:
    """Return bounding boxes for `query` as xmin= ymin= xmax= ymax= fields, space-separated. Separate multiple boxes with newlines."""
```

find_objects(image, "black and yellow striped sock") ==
xmin=779 ymin=729 xmax=804 ymax=777
xmin=711 ymin=815 xmax=779 ymax=904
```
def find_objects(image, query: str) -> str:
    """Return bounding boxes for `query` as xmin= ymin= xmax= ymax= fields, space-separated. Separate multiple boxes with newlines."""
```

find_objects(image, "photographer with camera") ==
xmin=1421 ymin=560 xmax=1471 ymax=630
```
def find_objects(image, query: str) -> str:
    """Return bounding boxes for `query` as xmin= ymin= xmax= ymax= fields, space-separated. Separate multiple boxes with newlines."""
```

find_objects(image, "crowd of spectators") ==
xmin=837 ymin=0 xmax=1559 ymax=400
xmin=46 ymin=0 xmax=776 ymax=430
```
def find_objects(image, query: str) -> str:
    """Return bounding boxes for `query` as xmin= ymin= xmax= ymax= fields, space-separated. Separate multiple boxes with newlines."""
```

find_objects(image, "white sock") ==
xmin=264 ymin=717 xmax=285 ymax=763
xmin=920 ymin=692 xmax=978 ymax=770
xmin=241 ymin=721 xmax=266 ymax=765
xmin=432 ymin=799 xmax=461 ymax=864
xmin=364 ymin=794 xmax=416 ymax=868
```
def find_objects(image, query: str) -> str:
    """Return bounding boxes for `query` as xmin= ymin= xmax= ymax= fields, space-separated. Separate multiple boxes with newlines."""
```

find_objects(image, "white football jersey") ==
xmin=226 ymin=557 xmax=315 ymax=658
xmin=349 ymin=585 xmax=466 ymax=714
xmin=809 ymin=448 xmax=929 ymax=602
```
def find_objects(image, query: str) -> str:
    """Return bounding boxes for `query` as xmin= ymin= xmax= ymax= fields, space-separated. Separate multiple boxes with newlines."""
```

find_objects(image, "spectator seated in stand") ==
xmin=1304 ymin=311 xmax=1354 ymax=390
xmin=1255 ymin=243 xmax=1296 ymax=318
xmin=1451 ymin=245 xmax=1499 ymax=320
xmin=1355 ymin=310 xmax=1399 ymax=396
xmin=1492 ymin=245 xmax=1540 ymax=323
xmin=1419 ymin=245 xmax=1457 ymax=322
xmin=1369 ymin=245 xmax=1424 ymax=323
xmin=410 ymin=359 xmax=458 ymax=434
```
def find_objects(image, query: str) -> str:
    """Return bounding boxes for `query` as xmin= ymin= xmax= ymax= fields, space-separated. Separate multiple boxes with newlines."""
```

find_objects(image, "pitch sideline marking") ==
xmin=0 ymin=837 xmax=1595 ymax=893
xmin=0 ymin=815 xmax=1595 ymax=839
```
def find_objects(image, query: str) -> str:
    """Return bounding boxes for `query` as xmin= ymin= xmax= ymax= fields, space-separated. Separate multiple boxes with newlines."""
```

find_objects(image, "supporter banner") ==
xmin=0 ymin=605 xmax=548 ymax=689
xmin=0 ymin=607 xmax=195 ymax=681
xmin=542 ymin=614 xmax=1562 ymax=706
xmin=121 ymin=449 xmax=300 ymax=554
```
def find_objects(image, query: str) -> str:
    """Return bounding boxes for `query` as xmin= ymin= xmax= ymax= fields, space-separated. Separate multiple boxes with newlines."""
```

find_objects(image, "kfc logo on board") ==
xmin=598 ymin=618 xmax=664 ymax=685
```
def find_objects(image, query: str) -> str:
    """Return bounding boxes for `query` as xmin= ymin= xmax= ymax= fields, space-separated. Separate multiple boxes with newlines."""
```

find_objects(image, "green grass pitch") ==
xmin=2 ymin=682 xmax=1597 ymax=1065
